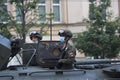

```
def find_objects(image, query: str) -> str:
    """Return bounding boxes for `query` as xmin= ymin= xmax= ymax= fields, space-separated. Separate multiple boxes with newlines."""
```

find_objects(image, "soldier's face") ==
xmin=32 ymin=37 xmax=38 ymax=43
xmin=60 ymin=37 xmax=65 ymax=43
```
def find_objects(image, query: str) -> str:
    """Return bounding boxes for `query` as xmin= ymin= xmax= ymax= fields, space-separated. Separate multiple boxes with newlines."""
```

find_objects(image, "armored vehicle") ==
xmin=0 ymin=34 xmax=120 ymax=80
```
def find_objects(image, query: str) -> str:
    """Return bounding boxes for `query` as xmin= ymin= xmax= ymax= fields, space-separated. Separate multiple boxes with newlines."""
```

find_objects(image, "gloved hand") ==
xmin=57 ymin=59 xmax=67 ymax=69
xmin=58 ymin=59 xmax=67 ymax=63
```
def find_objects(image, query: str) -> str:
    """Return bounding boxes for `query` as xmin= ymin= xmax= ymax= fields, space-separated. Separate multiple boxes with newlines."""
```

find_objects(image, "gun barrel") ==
xmin=75 ymin=59 xmax=120 ymax=65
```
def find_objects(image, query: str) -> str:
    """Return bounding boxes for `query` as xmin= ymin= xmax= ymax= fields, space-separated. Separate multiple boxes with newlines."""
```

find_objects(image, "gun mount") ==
xmin=0 ymin=34 xmax=11 ymax=70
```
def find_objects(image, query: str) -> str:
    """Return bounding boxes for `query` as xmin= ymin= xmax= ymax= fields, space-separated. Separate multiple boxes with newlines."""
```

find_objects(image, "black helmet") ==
xmin=58 ymin=29 xmax=73 ymax=39
xmin=29 ymin=30 xmax=42 ymax=40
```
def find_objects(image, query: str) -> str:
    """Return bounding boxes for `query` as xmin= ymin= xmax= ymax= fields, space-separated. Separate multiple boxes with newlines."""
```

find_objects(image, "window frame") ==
xmin=52 ymin=0 xmax=61 ymax=23
xmin=37 ymin=0 xmax=47 ymax=23
xmin=0 ymin=0 xmax=9 ymax=24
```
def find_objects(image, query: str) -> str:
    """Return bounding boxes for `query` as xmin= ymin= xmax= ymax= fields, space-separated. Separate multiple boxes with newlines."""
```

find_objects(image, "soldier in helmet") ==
xmin=29 ymin=30 xmax=42 ymax=43
xmin=57 ymin=29 xmax=76 ymax=69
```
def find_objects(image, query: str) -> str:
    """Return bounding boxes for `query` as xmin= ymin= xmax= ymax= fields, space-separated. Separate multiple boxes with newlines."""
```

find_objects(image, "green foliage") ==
xmin=75 ymin=0 xmax=120 ymax=59
xmin=0 ymin=0 xmax=12 ymax=39
xmin=8 ymin=0 xmax=38 ymax=42
xmin=0 ymin=23 xmax=12 ymax=39
xmin=89 ymin=0 xmax=96 ymax=3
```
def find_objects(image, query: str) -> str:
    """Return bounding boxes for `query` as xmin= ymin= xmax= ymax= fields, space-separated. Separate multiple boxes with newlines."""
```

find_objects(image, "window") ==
xmin=0 ymin=6 xmax=7 ymax=22
xmin=89 ymin=3 xmax=95 ymax=20
xmin=89 ymin=0 xmax=107 ymax=20
xmin=53 ymin=6 xmax=60 ymax=21
xmin=100 ymin=0 xmax=108 ymax=16
xmin=37 ymin=0 xmax=45 ymax=3
xmin=37 ymin=0 xmax=61 ymax=23
xmin=37 ymin=0 xmax=46 ymax=22
xmin=0 ymin=0 xmax=8 ymax=23
xmin=53 ymin=0 xmax=60 ymax=4
xmin=16 ymin=7 xmax=22 ymax=22
xmin=3 ymin=0 xmax=7 ymax=3
xmin=53 ymin=0 xmax=61 ymax=22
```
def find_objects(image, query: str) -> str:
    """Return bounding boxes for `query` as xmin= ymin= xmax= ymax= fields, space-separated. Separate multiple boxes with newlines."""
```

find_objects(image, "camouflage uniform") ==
xmin=57 ymin=29 xmax=76 ymax=69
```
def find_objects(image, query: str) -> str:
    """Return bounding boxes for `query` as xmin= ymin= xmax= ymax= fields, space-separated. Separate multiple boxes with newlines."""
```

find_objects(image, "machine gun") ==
xmin=74 ymin=59 xmax=120 ymax=69
xmin=74 ymin=59 xmax=120 ymax=78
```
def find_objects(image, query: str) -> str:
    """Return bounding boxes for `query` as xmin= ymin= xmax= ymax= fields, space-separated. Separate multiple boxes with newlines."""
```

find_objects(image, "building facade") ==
xmin=1 ymin=0 xmax=120 ymax=41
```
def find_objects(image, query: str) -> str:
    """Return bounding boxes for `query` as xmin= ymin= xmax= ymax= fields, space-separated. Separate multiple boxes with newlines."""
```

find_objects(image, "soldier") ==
xmin=29 ymin=30 xmax=42 ymax=43
xmin=57 ymin=29 xmax=76 ymax=69
xmin=10 ymin=37 xmax=22 ymax=57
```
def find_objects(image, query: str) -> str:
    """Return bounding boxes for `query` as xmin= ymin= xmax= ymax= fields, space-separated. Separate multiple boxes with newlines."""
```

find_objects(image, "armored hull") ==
xmin=0 ymin=64 xmax=120 ymax=80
